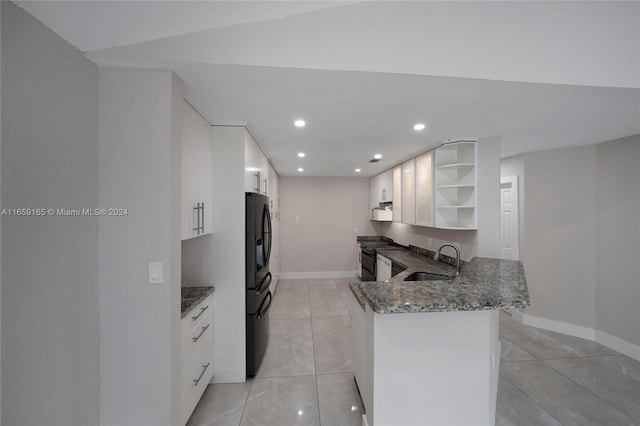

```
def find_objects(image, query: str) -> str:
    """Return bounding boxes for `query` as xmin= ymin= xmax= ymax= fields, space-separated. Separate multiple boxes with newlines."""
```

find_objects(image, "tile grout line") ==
xmin=308 ymin=281 xmax=324 ymax=426
xmin=541 ymin=359 xmax=640 ymax=422
xmin=236 ymin=380 xmax=253 ymax=426
xmin=500 ymin=316 xmax=639 ymax=422
xmin=500 ymin=317 xmax=596 ymax=357
xmin=502 ymin=349 xmax=637 ymax=424
xmin=587 ymin=355 xmax=640 ymax=384
xmin=499 ymin=328 xmax=589 ymax=359
xmin=498 ymin=319 xmax=582 ymax=425
xmin=498 ymin=371 xmax=564 ymax=426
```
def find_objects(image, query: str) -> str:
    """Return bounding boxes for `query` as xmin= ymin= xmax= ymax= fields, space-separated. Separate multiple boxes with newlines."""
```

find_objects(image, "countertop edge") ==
xmin=351 ymin=251 xmax=529 ymax=315
xmin=181 ymin=286 xmax=215 ymax=319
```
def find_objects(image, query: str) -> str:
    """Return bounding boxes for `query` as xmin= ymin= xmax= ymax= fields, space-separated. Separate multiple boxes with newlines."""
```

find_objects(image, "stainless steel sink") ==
xmin=404 ymin=271 xmax=452 ymax=281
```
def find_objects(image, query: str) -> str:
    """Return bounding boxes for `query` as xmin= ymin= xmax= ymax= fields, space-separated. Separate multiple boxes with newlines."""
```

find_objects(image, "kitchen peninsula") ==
xmin=349 ymin=244 xmax=529 ymax=426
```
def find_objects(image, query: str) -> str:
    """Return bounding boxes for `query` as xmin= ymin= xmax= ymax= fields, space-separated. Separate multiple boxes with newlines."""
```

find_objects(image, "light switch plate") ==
xmin=149 ymin=261 xmax=163 ymax=284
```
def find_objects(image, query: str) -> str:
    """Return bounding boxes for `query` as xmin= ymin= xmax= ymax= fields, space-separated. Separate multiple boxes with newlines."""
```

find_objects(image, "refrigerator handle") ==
xmin=256 ymin=291 xmax=272 ymax=319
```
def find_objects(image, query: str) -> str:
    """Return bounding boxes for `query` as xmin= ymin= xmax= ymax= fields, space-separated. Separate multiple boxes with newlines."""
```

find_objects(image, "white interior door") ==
xmin=500 ymin=176 xmax=519 ymax=260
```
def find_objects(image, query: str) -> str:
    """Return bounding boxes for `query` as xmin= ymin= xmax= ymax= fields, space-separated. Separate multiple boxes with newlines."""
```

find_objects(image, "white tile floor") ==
xmin=188 ymin=279 xmax=640 ymax=426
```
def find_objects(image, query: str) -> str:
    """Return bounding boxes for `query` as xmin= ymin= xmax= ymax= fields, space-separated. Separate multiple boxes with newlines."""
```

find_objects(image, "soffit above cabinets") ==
xmin=17 ymin=1 xmax=640 ymax=177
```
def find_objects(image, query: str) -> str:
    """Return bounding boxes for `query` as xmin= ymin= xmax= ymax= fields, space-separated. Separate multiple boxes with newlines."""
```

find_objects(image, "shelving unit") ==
xmin=434 ymin=141 xmax=477 ymax=229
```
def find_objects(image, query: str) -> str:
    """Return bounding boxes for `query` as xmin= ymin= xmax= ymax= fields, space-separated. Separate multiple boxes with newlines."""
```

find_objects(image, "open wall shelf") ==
xmin=434 ymin=141 xmax=477 ymax=229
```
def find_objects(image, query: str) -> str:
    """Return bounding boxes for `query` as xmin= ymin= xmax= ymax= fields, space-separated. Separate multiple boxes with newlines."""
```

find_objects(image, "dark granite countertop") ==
xmin=353 ymin=246 xmax=529 ymax=314
xmin=181 ymin=286 xmax=215 ymax=319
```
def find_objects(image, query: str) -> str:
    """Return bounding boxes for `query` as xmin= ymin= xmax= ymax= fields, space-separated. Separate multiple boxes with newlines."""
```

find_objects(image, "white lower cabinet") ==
xmin=376 ymin=254 xmax=392 ymax=282
xmin=348 ymin=290 xmax=371 ymax=423
xmin=181 ymin=295 xmax=214 ymax=425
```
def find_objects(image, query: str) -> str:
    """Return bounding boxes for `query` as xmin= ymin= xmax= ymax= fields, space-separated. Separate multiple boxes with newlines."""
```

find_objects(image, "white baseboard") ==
xmin=595 ymin=330 xmax=640 ymax=361
xmin=279 ymin=270 xmax=358 ymax=280
xmin=520 ymin=313 xmax=595 ymax=340
xmin=515 ymin=312 xmax=640 ymax=361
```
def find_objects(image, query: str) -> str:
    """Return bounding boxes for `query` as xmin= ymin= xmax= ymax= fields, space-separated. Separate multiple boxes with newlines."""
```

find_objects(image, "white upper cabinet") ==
xmin=401 ymin=158 xmax=416 ymax=224
xmin=370 ymin=169 xmax=393 ymax=208
xmin=434 ymin=140 xmax=477 ymax=229
xmin=267 ymin=162 xmax=280 ymax=290
xmin=415 ymin=151 xmax=434 ymax=226
xmin=374 ymin=140 xmax=477 ymax=230
xmin=244 ymin=131 xmax=270 ymax=196
xmin=369 ymin=169 xmax=393 ymax=221
xmin=181 ymin=101 xmax=212 ymax=240
xmin=392 ymin=165 xmax=402 ymax=223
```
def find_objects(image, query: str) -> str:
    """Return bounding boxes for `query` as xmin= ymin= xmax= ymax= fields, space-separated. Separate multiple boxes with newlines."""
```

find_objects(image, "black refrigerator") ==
xmin=245 ymin=192 xmax=273 ymax=377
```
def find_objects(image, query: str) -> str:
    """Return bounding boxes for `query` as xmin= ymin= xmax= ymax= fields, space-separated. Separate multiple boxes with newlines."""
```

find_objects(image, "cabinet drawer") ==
xmin=182 ymin=327 xmax=213 ymax=388
xmin=181 ymin=294 xmax=214 ymax=424
xmin=181 ymin=296 xmax=212 ymax=337
xmin=181 ymin=345 xmax=213 ymax=424
xmin=182 ymin=313 xmax=213 ymax=370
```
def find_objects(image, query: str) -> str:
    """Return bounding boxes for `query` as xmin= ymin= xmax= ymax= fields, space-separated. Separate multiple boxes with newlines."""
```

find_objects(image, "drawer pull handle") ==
xmin=192 ymin=324 xmax=210 ymax=343
xmin=191 ymin=305 xmax=208 ymax=321
xmin=193 ymin=362 xmax=211 ymax=386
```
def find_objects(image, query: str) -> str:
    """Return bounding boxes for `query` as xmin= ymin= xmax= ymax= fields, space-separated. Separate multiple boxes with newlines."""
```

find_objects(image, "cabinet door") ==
xmin=380 ymin=169 xmax=393 ymax=202
xmin=267 ymin=163 xmax=280 ymax=291
xmin=401 ymin=159 xmax=416 ymax=224
xmin=182 ymin=101 xmax=212 ymax=240
xmin=198 ymin=127 xmax=212 ymax=235
xmin=244 ymin=132 xmax=262 ymax=194
xmin=370 ymin=174 xmax=381 ymax=211
xmin=376 ymin=254 xmax=392 ymax=281
xmin=416 ymin=151 xmax=433 ymax=226
xmin=349 ymin=291 xmax=367 ymax=413
xmin=259 ymin=150 xmax=270 ymax=196
xmin=392 ymin=166 xmax=402 ymax=222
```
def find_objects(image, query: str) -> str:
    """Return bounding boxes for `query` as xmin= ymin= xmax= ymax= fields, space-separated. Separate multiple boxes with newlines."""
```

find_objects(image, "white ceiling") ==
xmin=17 ymin=0 xmax=640 ymax=176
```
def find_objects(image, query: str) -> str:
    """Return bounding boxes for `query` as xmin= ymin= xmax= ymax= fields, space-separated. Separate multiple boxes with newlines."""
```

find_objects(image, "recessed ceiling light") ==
xmin=297 ymin=152 xmax=305 ymax=158
xmin=414 ymin=123 xmax=426 ymax=131
xmin=297 ymin=167 xmax=304 ymax=172
xmin=294 ymin=119 xmax=306 ymax=128
xmin=374 ymin=154 xmax=382 ymax=160
xmin=355 ymin=168 xmax=361 ymax=173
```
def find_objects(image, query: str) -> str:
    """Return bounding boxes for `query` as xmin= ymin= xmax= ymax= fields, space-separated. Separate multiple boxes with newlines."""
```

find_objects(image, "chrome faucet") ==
xmin=434 ymin=243 xmax=461 ymax=277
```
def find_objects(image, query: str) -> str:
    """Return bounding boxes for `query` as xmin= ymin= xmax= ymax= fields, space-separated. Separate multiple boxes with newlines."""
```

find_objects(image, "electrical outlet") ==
xmin=428 ymin=237 xmax=433 ymax=247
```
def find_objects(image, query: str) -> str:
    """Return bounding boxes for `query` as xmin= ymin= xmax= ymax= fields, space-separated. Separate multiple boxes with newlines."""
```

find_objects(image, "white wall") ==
xmin=280 ymin=177 xmax=375 ymax=275
xmin=182 ymin=235 xmax=214 ymax=286
xmin=98 ymin=67 xmax=182 ymax=425
xmin=522 ymin=145 xmax=598 ymax=329
xmin=1 ymin=2 xmax=100 ymax=424
xmin=595 ymin=135 xmax=640 ymax=347
xmin=373 ymin=222 xmax=477 ymax=261
xmin=517 ymin=138 xmax=640 ymax=357
xmin=1 ymin=2 xmax=4 ymax=420
xmin=476 ymin=137 xmax=501 ymax=258
xmin=209 ymin=126 xmax=247 ymax=382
